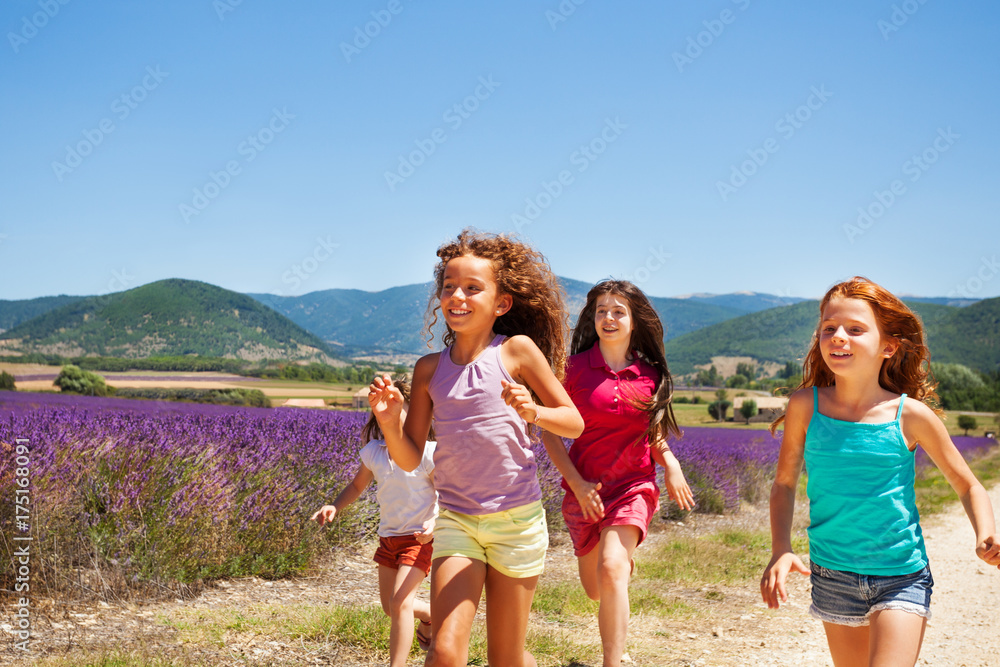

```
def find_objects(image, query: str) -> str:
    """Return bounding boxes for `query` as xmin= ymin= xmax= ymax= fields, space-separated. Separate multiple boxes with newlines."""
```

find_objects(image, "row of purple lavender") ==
xmin=1 ymin=391 xmax=994 ymax=589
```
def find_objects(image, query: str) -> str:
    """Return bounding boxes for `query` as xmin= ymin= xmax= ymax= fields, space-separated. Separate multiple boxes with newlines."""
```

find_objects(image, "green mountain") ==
xmin=0 ymin=279 xmax=337 ymax=362
xmin=248 ymin=278 xmax=748 ymax=358
xmin=0 ymin=295 xmax=85 ymax=332
xmin=677 ymin=292 xmax=805 ymax=313
xmin=921 ymin=297 xmax=1000 ymax=371
xmin=664 ymin=298 xmax=999 ymax=376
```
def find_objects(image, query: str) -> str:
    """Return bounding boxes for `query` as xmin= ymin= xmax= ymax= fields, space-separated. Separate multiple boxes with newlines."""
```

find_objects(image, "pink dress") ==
xmin=561 ymin=343 xmax=660 ymax=555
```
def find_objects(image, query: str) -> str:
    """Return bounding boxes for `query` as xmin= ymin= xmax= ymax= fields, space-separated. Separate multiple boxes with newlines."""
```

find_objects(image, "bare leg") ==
xmin=484 ymin=566 xmax=539 ymax=667
xmin=868 ymin=609 xmax=926 ymax=667
xmin=425 ymin=556 xmax=486 ymax=667
xmin=595 ymin=526 xmax=640 ymax=667
xmin=577 ymin=546 xmax=601 ymax=601
xmin=378 ymin=564 xmax=429 ymax=667
xmin=823 ymin=622 xmax=870 ymax=667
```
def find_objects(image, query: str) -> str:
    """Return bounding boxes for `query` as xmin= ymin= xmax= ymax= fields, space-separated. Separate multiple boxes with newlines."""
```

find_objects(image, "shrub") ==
xmin=54 ymin=365 xmax=110 ymax=396
xmin=0 ymin=370 xmax=15 ymax=391
xmin=958 ymin=415 xmax=977 ymax=436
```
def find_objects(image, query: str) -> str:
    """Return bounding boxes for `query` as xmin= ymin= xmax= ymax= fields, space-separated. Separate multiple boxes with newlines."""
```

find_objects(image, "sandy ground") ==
xmin=2 ymin=486 xmax=998 ymax=666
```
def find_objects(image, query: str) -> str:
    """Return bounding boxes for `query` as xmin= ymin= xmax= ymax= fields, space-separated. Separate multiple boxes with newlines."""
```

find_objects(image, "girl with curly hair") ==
xmin=761 ymin=276 xmax=1000 ymax=667
xmin=368 ymin=228 xmax=584 ymax=667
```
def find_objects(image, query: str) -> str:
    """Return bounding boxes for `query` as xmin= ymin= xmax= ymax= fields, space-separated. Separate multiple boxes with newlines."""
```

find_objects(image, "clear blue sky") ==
xmin=3 ymin=1 xmax=998 ymax=302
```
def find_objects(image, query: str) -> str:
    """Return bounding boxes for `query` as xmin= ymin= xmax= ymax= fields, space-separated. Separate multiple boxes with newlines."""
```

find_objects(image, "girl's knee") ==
xmin=388 ymin=592 xmax=414 ymax=617
xmin=597 ymin=554 xmax=631 ymax=587
xmin=426 ymin=639 xmax=465 ymax=667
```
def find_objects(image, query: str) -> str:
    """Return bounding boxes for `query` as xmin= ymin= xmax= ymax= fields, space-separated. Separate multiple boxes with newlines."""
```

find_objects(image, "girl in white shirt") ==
xmin=312 ymin=377 xmax=438 ymax=665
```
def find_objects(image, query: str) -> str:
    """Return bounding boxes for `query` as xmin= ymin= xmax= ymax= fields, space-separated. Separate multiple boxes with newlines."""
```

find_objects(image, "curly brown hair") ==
xmin=771 ymin=276 xmax=939 ymax=432
xmin=424 ymin=228 xmax=568 ymax=379
xmin=571 ymin=280 xmax=681 ymax=444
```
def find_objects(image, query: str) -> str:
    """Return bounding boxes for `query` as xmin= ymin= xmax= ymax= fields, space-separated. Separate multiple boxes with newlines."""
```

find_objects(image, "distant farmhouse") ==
xmin=733 ymin=396 xmax=788 ymax=422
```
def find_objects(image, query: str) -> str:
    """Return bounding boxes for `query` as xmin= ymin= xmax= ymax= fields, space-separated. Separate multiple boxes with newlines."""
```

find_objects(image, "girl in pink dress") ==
xmin=542 ymin=279 xmax=694 ymax=667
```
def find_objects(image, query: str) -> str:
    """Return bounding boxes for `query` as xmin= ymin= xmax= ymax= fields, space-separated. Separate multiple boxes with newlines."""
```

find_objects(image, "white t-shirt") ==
xmin=360 ymin=439 xmax=438 ymax=537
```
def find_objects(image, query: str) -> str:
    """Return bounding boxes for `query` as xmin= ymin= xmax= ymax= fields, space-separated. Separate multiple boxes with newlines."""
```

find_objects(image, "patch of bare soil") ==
xmin=4 ymin=486 xmax=999 ymax=666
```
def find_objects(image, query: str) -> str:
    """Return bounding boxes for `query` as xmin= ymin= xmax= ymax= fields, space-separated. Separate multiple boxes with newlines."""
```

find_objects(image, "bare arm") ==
xmin=311 ymin=463 xmax=374 ymax=525
xmin=760 ymin=390 xmax=812 ymax=608
xmin=906 ymin=401 xmax=1000 ymax=568
xmin=500 ymin=335 xmax=584 ymax=439
xmin=651 ymin=437 xmax=695 ymax=511
xmin=369 ymin=355 xmax=438 ymax=472
xmin=541 ymin=430 xmax=604 ymax=521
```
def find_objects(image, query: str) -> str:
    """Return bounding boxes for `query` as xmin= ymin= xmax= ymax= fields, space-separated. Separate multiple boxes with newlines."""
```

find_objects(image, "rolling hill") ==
xmin=248 ymin=278 xmax=756 ymax=358
xmin=0 ymin=295 xmax=85 ymax=332
xmin=0 ymin=279 xmax=338 ymax=362
xmin=664 ymin=298 xmax=999 ymax=376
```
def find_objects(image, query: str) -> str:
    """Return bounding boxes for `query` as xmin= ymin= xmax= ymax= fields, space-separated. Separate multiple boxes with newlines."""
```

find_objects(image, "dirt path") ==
xmin=4 ymin=484 xmax=999 ymax=666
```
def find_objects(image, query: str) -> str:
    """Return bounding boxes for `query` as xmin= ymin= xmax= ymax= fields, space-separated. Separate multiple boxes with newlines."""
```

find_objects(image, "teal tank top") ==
xmin=804 ymin=387 xmax=927 ymax=575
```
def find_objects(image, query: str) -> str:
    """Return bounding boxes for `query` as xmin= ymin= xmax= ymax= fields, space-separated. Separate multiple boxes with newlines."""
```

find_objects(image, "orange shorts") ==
xmin=373 ymin=535 xmax=433 ymax=575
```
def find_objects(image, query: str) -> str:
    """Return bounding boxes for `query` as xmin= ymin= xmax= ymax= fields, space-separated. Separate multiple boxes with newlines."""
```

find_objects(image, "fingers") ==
xmin=670 ymin=484 xmax=696 ymax=511
xmin=499 ymin=379 xmax=536 ymax=419
xmin=977 ymin=535 xmax=1000 ymax=567
xmin=760 ymin=569 xmax=782 ymax=609
xmin=311 ymin=507 xmax=335 ymax=525
xmin=576 ymin=484 xmax=605 ymax=522
xmin=368 ymin=375 xmax=404 ymax=415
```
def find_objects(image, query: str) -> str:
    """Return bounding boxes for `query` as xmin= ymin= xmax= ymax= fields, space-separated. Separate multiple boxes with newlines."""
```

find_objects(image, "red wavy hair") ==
xmin=772 ymin=276 xmax=939 ymax=431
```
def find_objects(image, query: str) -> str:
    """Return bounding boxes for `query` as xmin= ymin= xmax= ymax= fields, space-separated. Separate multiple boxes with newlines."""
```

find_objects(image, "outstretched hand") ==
xmin=500 ymin=379 xmax=539 ymax=424
xmin=976 ymin=534 xmax=1000 ymax=568
xmin=311 ymin=505 xmax=337 ymax=526
xmin=760 ymin=552 xmax=810 ymax=609
xmin=369 ymin=374 xmax=405 ymax=423
xmin=664 ymin=463 xmax=696 ymax=512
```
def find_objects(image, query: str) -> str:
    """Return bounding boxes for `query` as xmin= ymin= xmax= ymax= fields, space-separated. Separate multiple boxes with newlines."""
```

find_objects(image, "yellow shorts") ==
xmin=433 ymin=500 xmax=548 ymax=578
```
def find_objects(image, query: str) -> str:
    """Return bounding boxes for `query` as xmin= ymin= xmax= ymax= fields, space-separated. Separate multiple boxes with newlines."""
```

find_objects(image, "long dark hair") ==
xmin=572 ymin=280 xmax=681 ymax=444
xmin=425 ymin=228 xmax=569 ymax=379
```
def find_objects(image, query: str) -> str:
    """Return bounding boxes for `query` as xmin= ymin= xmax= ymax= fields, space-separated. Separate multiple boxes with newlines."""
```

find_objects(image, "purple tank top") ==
xmin=427 ymin=334 xmax=542 ymax=514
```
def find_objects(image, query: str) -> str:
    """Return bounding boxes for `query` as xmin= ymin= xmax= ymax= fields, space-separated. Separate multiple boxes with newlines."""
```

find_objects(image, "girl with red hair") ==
xmin=761 ymin=276 xmax=1000 ymax=666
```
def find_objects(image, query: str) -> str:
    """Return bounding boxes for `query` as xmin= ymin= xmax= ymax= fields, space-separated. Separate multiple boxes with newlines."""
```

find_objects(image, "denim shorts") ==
xmin=809 ymin=562 xmax=933 ymax=627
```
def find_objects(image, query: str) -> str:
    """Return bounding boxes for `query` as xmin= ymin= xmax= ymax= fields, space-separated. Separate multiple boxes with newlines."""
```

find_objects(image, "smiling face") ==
xmin=819 ymin=297 xmax=898 ymax=377
xmin=438 ymin=254 xmax=510 ymax=334
xmin=594 ymin=293 xmax=633 ymax=346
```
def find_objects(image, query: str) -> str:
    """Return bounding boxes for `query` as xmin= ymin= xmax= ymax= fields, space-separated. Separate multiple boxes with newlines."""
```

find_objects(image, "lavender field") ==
xmin=1 ymin=391 xmax=995 ymax=598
